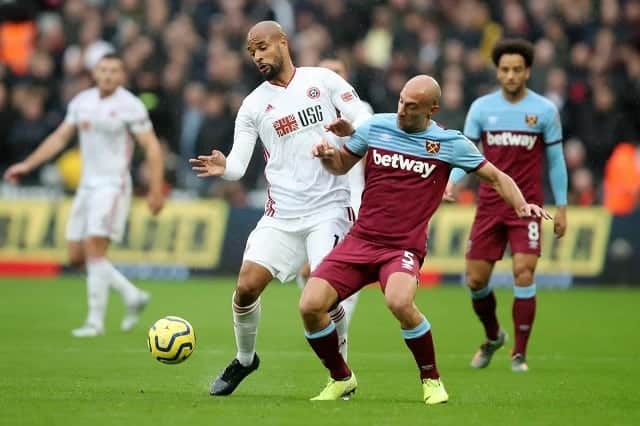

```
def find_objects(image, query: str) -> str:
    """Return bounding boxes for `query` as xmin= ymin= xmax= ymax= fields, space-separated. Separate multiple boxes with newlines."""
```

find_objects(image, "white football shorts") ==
xmin=243 ymin=206 xmax=355 ymax=283
xmin=66 ymin=183 xmax=132 ymax=243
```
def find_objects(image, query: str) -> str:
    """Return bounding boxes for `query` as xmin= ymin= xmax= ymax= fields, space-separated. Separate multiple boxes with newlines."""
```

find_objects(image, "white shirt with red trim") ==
xmin=64 ymin=87 xmax=151 ymax=189
xmin=222 ymin=67 xmax=372 ymax=218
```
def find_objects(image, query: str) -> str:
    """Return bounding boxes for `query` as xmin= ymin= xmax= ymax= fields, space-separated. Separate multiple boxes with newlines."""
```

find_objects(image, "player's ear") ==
xmin=279 ymin=35 xmax=288 ymax=49
xmin=430 ymin=101 xmax=440 ymax=114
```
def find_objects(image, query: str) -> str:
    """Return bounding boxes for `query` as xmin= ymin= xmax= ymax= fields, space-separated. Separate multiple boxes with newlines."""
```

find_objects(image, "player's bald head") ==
xmin=247 ymin=21 xmax=287 ymax=44
xmin=403 ymin=75 xmax=441 ymax=108
xmin=397 ymin=75 xmax=441 ymax=132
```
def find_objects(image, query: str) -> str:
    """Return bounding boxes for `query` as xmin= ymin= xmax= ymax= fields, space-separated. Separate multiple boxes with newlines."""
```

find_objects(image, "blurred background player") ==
xmin=3 ymin=53 xmax=165 ymax=337
xmin=189 ymin=21 xmax=371 ymax=396
xmin=300 ymin=74 xmax=550 ymax=403
xmin=295 ymin=57 xmax=374 ymax=336
xmin=447 ymin=39 xmax=568 ymax=372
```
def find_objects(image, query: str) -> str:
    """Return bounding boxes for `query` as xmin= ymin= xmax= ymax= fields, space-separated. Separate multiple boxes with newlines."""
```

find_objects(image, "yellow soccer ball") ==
xmin=148 ymin=316 xmax=196 ymax=364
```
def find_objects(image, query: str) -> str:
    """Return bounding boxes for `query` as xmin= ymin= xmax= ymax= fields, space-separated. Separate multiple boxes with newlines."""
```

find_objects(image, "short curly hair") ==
xmin=491 ymin=39 xmax=535 ymax=68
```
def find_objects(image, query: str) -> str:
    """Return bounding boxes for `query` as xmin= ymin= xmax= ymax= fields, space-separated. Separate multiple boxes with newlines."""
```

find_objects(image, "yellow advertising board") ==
xmin=426 ymin=205 xmax=611 ymax=276
xmin=0 ymin=198 xmax=229 ymax=269
xmin=0 ymin=199 xmax=611 ymax=276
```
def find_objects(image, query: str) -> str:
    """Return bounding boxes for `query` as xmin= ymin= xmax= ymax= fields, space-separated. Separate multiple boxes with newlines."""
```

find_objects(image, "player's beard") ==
xmin=261 ymin=57 xmax=283 ymax=81
xmin=504 ymin=82 xmax=526 ymax=98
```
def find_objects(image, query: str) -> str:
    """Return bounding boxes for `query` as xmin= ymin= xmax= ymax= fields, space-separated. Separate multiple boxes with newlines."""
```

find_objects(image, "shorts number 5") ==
xmin=401 ymin=251 xmax=415 ymax=270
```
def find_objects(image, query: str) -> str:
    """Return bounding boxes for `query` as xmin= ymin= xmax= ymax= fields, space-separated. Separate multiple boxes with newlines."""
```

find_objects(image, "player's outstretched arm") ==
xmin=190 ymin=108 xmax=257 ymax=181
xmin=311 ymin=139 xmax=360 ymax=175
xmin=473 ymin=162 xmax=552 ymax=219
xmin=135 ymin=129 xmax=165 ymax=215
xmin=3 ymin=122 xmax=76 ymax=184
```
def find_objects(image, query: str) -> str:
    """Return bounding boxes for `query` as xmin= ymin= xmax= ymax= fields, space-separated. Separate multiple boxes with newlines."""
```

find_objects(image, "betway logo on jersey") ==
xmin=485 ymin=131 xmax=537 ymax=150
xmin=372 ymin=149 xmax=436 ymax=178
xmin=273 ymin=105 xmax=324 ymax=137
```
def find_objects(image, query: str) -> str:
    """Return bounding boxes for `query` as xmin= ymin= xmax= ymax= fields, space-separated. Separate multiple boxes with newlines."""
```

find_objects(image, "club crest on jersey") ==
xmin=525 ymin=114 xmax=538 ymax=127
xmin=307 ymin=87 xmax=321 ymax=99
xmin=265 ymin=104 xmax=274 ymax=112
xmin=425 ymin=140 xmax=440 ymax=154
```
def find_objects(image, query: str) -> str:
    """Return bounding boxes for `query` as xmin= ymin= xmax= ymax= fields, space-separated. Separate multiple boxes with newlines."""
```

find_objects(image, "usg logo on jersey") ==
xmin=273 ymin=105 xmax=324 ymax=137
xmin=486 ymin=131 xmax=537 ymax=150
xmin=372 ymin=149 xmax=436 ymax=178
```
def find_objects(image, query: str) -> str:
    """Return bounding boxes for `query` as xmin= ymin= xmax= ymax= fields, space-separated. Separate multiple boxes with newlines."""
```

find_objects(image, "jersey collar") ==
xmin=268 ymin=67 xmax=297 ymax=88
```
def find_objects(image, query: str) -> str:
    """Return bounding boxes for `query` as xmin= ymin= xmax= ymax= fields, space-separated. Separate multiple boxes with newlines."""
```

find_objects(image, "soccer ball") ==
xmin=147 ymin=316 xmax=196 ymax=364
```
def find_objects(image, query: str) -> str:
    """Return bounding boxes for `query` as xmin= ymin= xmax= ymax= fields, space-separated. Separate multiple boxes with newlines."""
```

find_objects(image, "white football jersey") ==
xmin=64 ymin=87 xmax=152 ymax=188
xmin=226 ymin=67 xmax=372 ymax=218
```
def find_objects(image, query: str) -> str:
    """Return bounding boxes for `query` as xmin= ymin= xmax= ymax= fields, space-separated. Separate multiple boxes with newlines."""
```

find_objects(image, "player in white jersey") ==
xmin=3 ymin=54 xmax=165 ymax=337
xmin=189 ymin=21 xmax=372 ymax=396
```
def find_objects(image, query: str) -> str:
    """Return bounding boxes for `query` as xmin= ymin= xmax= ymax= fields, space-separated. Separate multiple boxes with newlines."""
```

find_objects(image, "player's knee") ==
xmin=235 ymin=264 xmax=270 ymax=306
xmin=385 ymin=294 xmax=413 ymax=318
xmin=299 ymin=279 xmax=334 ymax=317
xmin=67 ymin=246 xmax=85 ymax=270
xmin=298 ymin=292 xmax=325 ymax=318
xmin=466 ymin=270 xmax=490 ymax=291
xmin=235 ymin=280 xmax=262 ymax=306
xmin=513 ymin=267 xmax=534 ymax=286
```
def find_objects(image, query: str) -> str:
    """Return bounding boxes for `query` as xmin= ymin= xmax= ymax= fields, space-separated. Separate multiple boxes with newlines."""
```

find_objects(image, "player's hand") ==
xmin=324 ymin=118 xmax=354 ymax=137
xmin=311 ymin=139 xmax=337 ymax=159
xmin=189 ymin=150 xmax=226 ymax=177
xmin=553 ymin=206 xmax=567 ymax=238
xmin=515 ymin=203 xmax=552 ymax=219
xmin=3 ymin=162 xmax=31 ymax=184
xmin=146 ymin=190 xmax=164 ymax=216
xmin=442 ymin=181 xmax=456 ymax=202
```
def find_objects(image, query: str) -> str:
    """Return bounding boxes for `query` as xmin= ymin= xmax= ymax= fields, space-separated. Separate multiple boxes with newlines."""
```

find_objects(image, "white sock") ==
xmin=85 ymin=258 xmax=110 ymax=329
xmin=103 ymin=259 xmax=141 ymax=305
xmin=341 ymin=293 xmax=359 ymax=327
xmin=233 ymin=292 xmax=261 ymax=366
xmin=330 ymin=304 xmax=349 ymax=361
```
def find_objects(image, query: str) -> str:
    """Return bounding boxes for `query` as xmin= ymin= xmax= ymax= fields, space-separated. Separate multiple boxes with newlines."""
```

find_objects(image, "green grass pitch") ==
xmin=1 ymin=277 xmax=639 ymax=426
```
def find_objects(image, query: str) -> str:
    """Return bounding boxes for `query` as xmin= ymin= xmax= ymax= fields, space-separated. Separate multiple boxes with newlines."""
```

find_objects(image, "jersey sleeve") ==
xmin=345 ymin=117 xmax=373 ymax=157
xmin=543 ymin=105 xmax=563 ymax=145
xmin=323 ymin=68 xmax=372 ymax=128
xmin=545 ymin=143 xmax=568 ymax=205
xmin=450 ymin=133 xmax=486 ymax=171
xmin=463 ymin=100 xmax=483 ymax=141
xmin=126 ymin=97 xmax=153 ymax=134
xmin=222 ymin=101 xmax=258 ymax=181
xmin=63 ymin=97 xmax=79 ymax=125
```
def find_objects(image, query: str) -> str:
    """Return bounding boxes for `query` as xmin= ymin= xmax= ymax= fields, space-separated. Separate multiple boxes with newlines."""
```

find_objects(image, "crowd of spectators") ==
xmin=1 ymin=0 xmax=639 ymax=211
